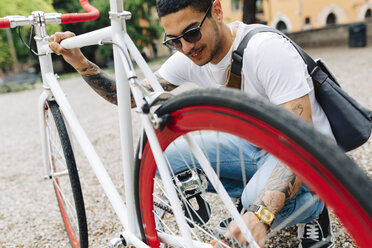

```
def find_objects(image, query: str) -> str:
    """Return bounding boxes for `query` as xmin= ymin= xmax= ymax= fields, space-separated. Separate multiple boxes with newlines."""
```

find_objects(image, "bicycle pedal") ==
xmin=173 ymin=168 xmax=208 ymax=199
xmin=173 ymin=168 xmax=211 ymax=226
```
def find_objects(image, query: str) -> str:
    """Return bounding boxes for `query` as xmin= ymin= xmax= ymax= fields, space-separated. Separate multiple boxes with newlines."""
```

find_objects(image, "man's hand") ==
xmin=211 ymin=212 xmax=267 ymax=248
xmin=49 ymin=31 xmax=88 ymax=70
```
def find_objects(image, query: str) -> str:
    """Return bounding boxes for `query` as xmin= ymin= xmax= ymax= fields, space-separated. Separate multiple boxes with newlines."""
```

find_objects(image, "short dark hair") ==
xmin=156 ymin=0 xmax=213 ymax=18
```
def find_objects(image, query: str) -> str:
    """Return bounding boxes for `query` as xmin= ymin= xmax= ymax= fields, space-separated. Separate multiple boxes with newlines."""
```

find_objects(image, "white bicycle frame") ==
xmin=23 ymin=0 xmax=259 ymax=247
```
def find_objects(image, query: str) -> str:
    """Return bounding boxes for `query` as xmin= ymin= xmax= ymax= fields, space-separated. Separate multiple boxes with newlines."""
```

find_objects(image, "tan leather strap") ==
xmin=225 ymin=71 xmax=242 ymax=90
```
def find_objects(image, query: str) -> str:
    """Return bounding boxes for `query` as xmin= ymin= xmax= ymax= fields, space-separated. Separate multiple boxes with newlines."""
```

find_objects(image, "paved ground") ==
xmin=0 ymin=45 xmax=371 ymax=247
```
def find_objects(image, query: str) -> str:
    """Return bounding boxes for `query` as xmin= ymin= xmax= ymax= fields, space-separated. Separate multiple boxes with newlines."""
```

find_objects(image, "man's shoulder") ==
xmin=234 ymin=24 xmax=287 ymax=54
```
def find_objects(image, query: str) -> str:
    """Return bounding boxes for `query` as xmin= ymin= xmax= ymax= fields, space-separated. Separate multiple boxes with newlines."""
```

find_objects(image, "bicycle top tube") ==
xmin=0 ymin=0 xmax=99 ymax=29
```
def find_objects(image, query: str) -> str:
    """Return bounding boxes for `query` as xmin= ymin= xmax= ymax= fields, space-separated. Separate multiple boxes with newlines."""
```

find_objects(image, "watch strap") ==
xmin=247 ymin=204 xmax=275 ymax=227
xmin=247 ymin=204 xmax=260 ymax=212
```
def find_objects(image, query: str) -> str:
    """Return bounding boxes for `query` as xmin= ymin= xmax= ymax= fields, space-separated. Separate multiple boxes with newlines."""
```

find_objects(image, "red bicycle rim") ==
xmin=138 ymin=105 xmax=372 ymax=247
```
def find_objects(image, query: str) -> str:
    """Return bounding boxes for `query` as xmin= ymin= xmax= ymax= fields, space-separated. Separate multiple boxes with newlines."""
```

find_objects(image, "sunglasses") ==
xmin=163 ymin=5 xmax=212 ymax=50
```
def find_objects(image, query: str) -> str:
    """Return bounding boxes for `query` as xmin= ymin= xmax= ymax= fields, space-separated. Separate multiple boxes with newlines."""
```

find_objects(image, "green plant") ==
xmin=0 ymin=0 xmax=61 ymax=69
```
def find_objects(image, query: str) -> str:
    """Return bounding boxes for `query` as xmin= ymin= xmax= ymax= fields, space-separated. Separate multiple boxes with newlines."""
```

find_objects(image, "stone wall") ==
xmin=287 ymin=21 xmax=372 ymax=48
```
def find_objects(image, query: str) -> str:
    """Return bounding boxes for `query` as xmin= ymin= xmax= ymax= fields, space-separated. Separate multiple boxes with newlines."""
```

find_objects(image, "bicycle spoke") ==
xmin=52 ymin=177 xmax=80 ymax=233
xmin=154 ymin=192 xmax=235 ymax=248
xmin=154 ymin=211 xmax=185 ymax=247
xmin=216 ymin=132 xmax=220 ymax=179
xmin=239 ymin=138 xmax=247 ymax=187
xmin=152 ymin=132 xmax=259 ymax=247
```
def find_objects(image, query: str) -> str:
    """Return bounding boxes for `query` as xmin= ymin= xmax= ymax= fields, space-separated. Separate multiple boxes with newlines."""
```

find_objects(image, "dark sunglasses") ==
xmin=163 ymin=5 xmax=212 ymax=50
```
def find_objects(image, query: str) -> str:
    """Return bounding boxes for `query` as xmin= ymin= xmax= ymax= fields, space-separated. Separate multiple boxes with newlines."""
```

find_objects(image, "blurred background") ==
xmin=0 ymin=0 xmax=371 ymax=92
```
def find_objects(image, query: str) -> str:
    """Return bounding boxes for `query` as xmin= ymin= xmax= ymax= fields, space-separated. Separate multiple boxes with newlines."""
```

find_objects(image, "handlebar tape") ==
xmin=61 ymin=0 xmax=99 ymax=24
xmin=0 ymin=18 xmax=10 ymax=28
xmin=0 ymin=0 xmax=98 ymax=27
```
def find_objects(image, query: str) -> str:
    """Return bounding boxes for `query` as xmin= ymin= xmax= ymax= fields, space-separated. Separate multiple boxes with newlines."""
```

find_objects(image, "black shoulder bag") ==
xmin=228 ymin=26 xmax=372 ymax=152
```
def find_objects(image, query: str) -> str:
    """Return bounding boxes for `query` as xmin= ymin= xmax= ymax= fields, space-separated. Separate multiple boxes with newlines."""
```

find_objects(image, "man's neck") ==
xmin=210 ymin=24 xmax=236 ymax=65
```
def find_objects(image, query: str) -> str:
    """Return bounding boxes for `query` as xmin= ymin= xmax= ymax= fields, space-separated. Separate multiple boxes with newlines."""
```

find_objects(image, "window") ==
xmin=256 ymin=0 xmax=263 ymax=13
xmin=326 ymin=13 xmax=337 ymax=25
xmin=276 ymin=21 xmax=287 ymax=32
xmin=304 ymin=17 xmax=311 ymax=30
xmin=365 ymin=9 xmax=372 ymax=20
xmin=231 ymin=0 xmax=242 ymax=12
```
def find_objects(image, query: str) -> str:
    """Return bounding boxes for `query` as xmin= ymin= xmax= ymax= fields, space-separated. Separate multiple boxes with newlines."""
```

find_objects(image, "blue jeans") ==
xmin=165 ymin=132 xmax=323 ymax=229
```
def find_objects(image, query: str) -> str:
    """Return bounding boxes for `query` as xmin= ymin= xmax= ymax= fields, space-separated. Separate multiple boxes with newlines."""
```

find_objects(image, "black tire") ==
xmin=45 ymin=100 xmax=88 ymax=248
xmin=135 ymin=88 xmax=372 ymax=247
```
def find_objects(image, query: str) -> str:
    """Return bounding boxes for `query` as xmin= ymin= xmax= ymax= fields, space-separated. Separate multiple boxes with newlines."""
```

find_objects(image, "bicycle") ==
xmin=1 ymin=0 xmax=372 ymax=247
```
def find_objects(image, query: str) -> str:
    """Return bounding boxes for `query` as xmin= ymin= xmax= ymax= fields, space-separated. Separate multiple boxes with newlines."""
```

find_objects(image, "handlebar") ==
xmin=61 ymin=0 xmax=99 ymax=24
xmin=0 ymin=0 xmax=99 ymax=29
xmin=0 ymin=18 xmax=10 ymax=28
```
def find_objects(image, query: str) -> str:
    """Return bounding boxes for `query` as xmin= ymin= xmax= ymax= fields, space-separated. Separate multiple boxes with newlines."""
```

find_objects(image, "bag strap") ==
xmin=231 ymin=26 xmax=318 ymax=77
xmin=229 ymin=25 xmax=372 ymax=121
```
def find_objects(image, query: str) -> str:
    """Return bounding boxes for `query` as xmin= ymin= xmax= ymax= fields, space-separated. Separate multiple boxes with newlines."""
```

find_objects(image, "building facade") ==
xmin=222 ymin=0 xmax=372 ymax=32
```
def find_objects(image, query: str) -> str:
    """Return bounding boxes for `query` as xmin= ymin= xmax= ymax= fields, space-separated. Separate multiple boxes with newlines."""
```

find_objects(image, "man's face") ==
xmin=160 ymin=6 xmax=221 ymax=66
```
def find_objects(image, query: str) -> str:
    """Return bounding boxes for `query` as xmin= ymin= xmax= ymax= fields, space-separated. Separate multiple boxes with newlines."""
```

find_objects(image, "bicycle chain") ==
xmin=153 ymin=201 xmax=250 ymax=248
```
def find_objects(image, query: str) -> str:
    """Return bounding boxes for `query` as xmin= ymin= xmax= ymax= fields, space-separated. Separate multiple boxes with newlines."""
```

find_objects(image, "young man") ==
xmin=49 ymin=0 xmax=335 ymax=247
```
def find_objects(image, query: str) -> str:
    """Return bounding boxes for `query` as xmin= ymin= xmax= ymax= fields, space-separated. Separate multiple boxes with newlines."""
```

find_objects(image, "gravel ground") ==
xmin=0 ymin=45 xmax=371 ymax=248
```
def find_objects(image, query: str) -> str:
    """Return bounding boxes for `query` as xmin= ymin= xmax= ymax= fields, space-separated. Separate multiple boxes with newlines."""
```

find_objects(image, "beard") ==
xmin=188 ymin=19 xmax=221 ymax=66
xmin=205 ymin=19 xmax=222 ymax=65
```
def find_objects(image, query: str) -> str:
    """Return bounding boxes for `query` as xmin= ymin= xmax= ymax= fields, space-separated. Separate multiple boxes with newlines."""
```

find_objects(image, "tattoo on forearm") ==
xmin=76 ymin=61 xmax=99 ymax=74
xmin=292 ymin=104 xmax=304 ymax=116
xmin=160 ymin=80 xmax=177 ymax=91
xmin=142 ymin=74 xmax=178 ymax=92
xmin=155 ymin=71 xmax=178 ymax=91
xmin=79 ymin=61 xmax=118 ymax=105
xmin=254 ymin=162 xmax=302 ymax=214
xmin=77 ymin=63 xmax=177 ymax=107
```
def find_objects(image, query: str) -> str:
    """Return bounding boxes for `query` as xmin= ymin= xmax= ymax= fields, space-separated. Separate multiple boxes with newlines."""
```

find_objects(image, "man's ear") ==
xmin=212 ymin=0 xmax=224 ymax=23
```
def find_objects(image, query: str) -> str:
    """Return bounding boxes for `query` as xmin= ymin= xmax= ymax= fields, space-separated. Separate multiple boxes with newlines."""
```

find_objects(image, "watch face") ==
xmin=261 ymin=208 xmax=274 ymax=222
xmin=258 ymin=207 xmax=275 ymax=225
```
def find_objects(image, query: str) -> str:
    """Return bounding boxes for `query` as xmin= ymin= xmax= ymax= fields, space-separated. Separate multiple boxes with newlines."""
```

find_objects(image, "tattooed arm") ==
xmin=218 ymin=94 xmax=314 ymax=247
xmin=49 ymin=32 xmax=118 ymax=103
xmin=49 ymin=31 xmax=178 ymax=107
xmin=253 ymin=162 xmax=303 ymax=213
xmin=78 ymin=62 xmax=177 ymax=107
xmin=254 ymin=94 xmax=313 ymax=213
xmin=140 ymin=71 xmax=178 ymax=98
xmin=76 ymin=60 xmax=118 ymax=104
xmin=77 ymin=62 xmax=178 ymax=107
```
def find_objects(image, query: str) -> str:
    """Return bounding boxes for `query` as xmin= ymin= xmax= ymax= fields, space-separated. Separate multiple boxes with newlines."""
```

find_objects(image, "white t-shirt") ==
xmin=158 ymin=22 xmax=335 ymax=140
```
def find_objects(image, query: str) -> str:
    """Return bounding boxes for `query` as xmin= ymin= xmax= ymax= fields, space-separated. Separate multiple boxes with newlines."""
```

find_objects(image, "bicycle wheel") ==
xmin=135 ymin=88 xmax=372 ymax=248
xmin=44 ymin=100 xmax=88 ymax=248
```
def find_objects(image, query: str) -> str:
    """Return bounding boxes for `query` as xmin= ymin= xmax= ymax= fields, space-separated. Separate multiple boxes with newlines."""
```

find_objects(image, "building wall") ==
xmin=222 ymin=0 xmax=372 ymax=32
xmin=222 ymin=0 xmax=243 ymax=23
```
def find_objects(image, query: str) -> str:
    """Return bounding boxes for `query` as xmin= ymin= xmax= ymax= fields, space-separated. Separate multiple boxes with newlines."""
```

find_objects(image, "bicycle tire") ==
xmin=45 ymin=100 xmax=88 ymax=248
xmin=134 ymin=88 xmax=372 ymax=247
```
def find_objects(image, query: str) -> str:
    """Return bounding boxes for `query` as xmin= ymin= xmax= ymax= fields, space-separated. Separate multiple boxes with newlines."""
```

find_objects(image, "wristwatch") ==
xmin=247 ymin=204 xmax=275 ymax=227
